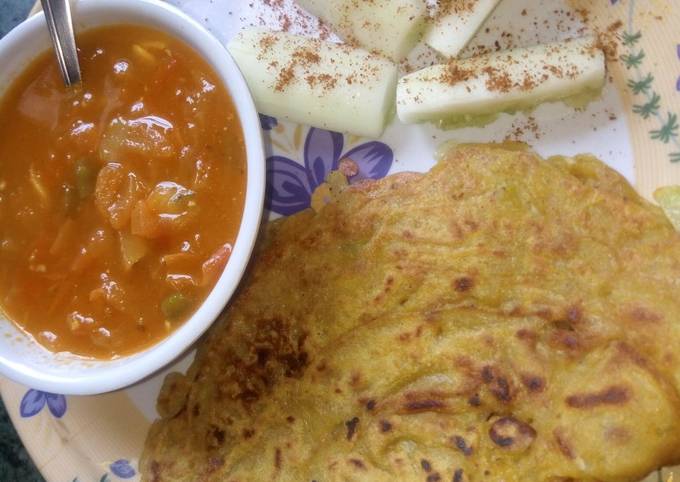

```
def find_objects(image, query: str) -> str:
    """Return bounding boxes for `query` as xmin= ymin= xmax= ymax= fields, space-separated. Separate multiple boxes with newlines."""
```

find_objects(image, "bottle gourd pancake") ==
xmin=142 ymin=143 xmax=680 ymax=482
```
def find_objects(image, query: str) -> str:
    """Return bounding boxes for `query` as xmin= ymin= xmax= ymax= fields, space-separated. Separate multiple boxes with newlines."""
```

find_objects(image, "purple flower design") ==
xmin=259 ymin=114 xmax=278 ymax=131
xmin=20 ymin=389 xmax=67 ymax=418
xmin=109 ymin=459 xmax=136 ymax=479
xmin=266 ymin=127 xmax=393 ymax=216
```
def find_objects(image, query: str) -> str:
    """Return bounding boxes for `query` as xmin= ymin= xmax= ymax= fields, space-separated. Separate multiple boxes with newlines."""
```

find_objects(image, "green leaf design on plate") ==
xmin=650 ymin=113 xmax=679 ymax=143
xmin=621 ymin=50 xmax=645 ymax=68
xmin=633 ymin=92 xmax=661 ymax=119
xmin=621 ymin=30 xmax=642 ymax=46
xmin=623 ymin=0 xmax=680 ymax=163
xmin=627 ymin=73 xmax=654 ymax=94
xmin=99 ymin=474 xmax=110 ymax=482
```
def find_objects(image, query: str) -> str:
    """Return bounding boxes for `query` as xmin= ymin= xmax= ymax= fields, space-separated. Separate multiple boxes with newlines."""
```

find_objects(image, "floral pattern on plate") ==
xmin=619 ymin=0 xmax=680 ymax=163
xmin=266 ymin=125 xmax=393 ymax=215
xmin=19 ymin=390 xmax=66 ymax=419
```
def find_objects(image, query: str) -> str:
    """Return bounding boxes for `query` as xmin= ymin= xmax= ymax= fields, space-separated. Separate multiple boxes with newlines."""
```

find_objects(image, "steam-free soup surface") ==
xmin=0 ymin=25 xmax=246 ymax=358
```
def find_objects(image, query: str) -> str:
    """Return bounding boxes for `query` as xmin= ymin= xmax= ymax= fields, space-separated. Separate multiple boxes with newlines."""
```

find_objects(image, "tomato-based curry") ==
xmin=0 ymin=25 xmax=246 ymax=358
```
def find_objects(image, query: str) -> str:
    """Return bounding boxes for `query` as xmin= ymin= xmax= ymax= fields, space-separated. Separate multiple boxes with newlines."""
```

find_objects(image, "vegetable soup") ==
xmin=0 ymin=25 xmax=246 ymax=358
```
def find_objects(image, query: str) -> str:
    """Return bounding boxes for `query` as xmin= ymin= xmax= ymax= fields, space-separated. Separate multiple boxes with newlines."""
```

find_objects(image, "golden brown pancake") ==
xmin=141 ymin=143 xmax=680 ymax=482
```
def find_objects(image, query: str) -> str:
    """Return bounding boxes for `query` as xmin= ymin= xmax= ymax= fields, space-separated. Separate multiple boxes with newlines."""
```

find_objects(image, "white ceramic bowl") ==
xmin=0 ymin=0 xmax=265 ymax=395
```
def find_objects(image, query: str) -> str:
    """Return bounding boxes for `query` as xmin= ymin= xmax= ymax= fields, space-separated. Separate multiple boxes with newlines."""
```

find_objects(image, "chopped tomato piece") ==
xmin=131 ymin=200 xmax=162 ymax=239
xmin=201 ymin=243 xmax=232 ymax=286
xmin=95 ymin=163 xmax=147 ymax=230
xmin=71 ymin=228 xmax=114 ymax=272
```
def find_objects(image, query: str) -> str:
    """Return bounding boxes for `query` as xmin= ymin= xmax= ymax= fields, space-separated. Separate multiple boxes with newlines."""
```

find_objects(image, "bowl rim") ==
xmin=0 ymin=0 xmax=265 ymax=395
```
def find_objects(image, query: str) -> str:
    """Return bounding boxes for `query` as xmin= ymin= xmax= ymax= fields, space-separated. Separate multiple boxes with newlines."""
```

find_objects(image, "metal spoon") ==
xmin=40 ymin=0 xmax=81 ymax=86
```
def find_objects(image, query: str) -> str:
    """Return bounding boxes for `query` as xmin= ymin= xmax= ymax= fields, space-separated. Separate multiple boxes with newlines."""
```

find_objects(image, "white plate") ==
xmin=3 ymin=0 xmax=680 ymax=480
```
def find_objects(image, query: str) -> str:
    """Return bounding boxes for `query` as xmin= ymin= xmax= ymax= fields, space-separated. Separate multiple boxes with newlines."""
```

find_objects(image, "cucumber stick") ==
xmin=228 ymin=28 xmax=398 ymax=138
xmin=296 ymin=0 xmax=428 ymax=61
xmin=425 ymin=0 xmax=503 ymax=58
xmin=397 ymin=37 xmax=605 ymax=127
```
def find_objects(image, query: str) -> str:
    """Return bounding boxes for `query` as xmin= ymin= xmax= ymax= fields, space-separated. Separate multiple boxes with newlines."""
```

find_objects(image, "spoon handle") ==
xmin=40 ymin=0 xmax=81 ymax=86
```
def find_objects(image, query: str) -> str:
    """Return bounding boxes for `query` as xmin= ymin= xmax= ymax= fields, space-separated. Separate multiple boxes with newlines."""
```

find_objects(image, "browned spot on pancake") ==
xmin=209 ymin=426 xmax=225 ymax=447
xmin=150 ymin=461 xmax=161 ymax=482
xmin=605 ymin=426 xmax=631 ymax=444
xmin=616 ymin=342 xmax=649 ymax=368
xmin=453 ymin=468 xmax=464 ymax=482
xmin=516 ymin=329 xmax=537 ymax=341
xmin=468 ymin=394 xmax=481 ymax=406
xmin=465 ymin=219 xmax=479 ymax=231
xmin=421 ymin=459 xmax=432 ymax=472
xmin=553 ymin=318 xmax=574 ymax=331
xmin=231 ymin=318 xmax=309 ymax=408
xmin=405 ymin=389 xmax=454 ymax=402
xmin=255 ymin=347 xmax=270 ymax=366
xmin=349 ymin=458 xmax=366 ymax=470
xmin=242 ymin=428 xmax=255 ymax=439
xmin=505 ymin=304 xmax=524 ymax=316
xmin=520 ymin=373 xmax=546 ymax=393
xmin=345 ymin=417 xmax=359 ymax=440
xmin=237 ymin=388 xmax=260 ymax=405
xmin=566 ymin=305 xmax=583 ymax=323
xmin=449 ymin=221 xmax=464 ymax=239
xmin=350 ymin=372 xmax=361 ymax=387
xmin=550 ymin=330 xmax=580 ymax=351
xmin=274 ymin=448 xmax=282 ymax=470
xmin=515 ymin=329 xmax=538 ymax=350
xmin=286 ymin=416 xmax=295 ymax=423
xmin=365 ymin=399 xmax=376 ymax=410
xmin=490 ymin=377 xmax=512 ymax=402
xmin=452 ymin=435 xmax=474 ymax=456
xmin=481 ymin=366 xmax=514 ymax=402
xmin=627 ymin=306 xmax=662 ymax=323
xmin=393 ymin=248 xmax=408 ymax=259
xmin=481 ymin=366 xmax=494 ymax=383
xmin=553 ymin=429 xmax=575 ymax=459
xmin=380 ymin=420 xmax=392 ymax=433
xmin=374 ymin=276 xmax=395 ymax=303
xmin=489 ymin=416 xmax=536 ymax=452
xmin=454 ymin=276 xmax=475 ymax=292
xmin=404 ymin=399 xmax=446 ymax=412
xmin=397 ymin=322 xmax=428 ymax=340
xmin=207 ymin=457 xmax=224 ymax=473
xmin=566 ymin=386 xmax=631 ymax=408
xmin=535 ymin=308 xmax=554 ymax=320
xmin=427 ymin=473 xmax=442 ymax=482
